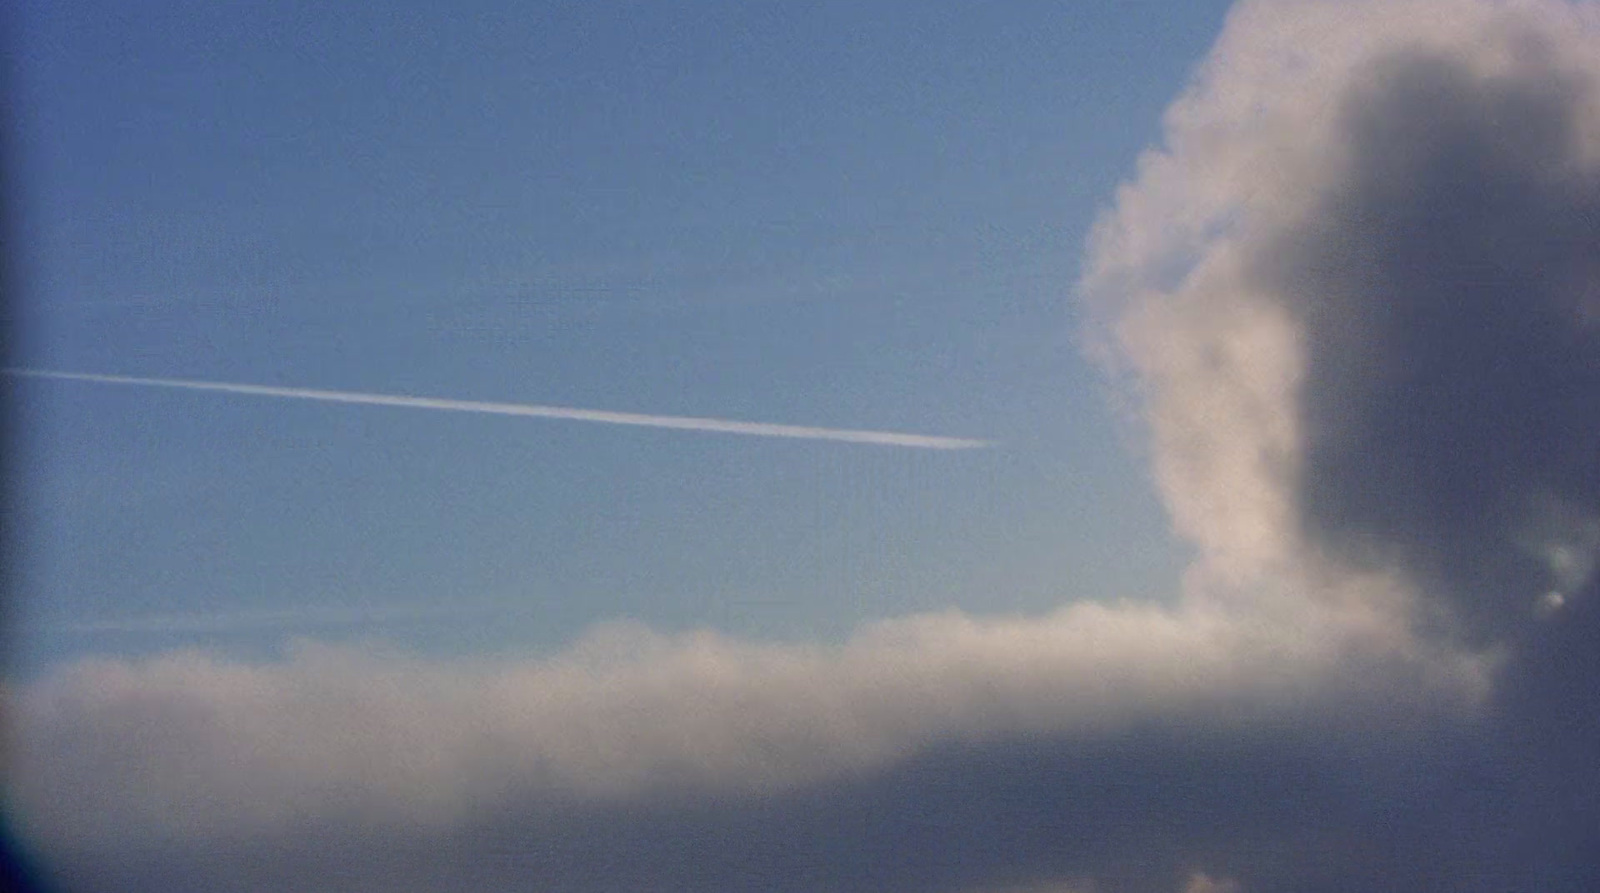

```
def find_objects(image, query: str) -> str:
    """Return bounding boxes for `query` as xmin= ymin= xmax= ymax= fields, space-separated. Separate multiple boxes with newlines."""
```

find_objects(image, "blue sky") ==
xmin=8 ymin=1 xmax=1233 ymax=672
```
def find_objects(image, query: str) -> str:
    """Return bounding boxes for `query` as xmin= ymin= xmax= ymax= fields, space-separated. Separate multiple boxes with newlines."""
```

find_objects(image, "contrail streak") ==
xmin=7 ymin=369 xmax=994 ymax=450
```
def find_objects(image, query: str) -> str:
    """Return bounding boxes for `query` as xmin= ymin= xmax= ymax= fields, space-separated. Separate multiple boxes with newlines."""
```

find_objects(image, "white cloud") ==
xmin=1080 ymin=0 xmax=1600 ymax=626
xmin=5 ymin=600 xmax=1487 ymax=850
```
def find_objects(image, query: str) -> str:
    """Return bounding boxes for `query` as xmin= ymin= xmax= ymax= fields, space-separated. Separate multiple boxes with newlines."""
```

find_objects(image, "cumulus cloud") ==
xmin=7 ymin=0 xmax=1600 ymax=890
xmin=1082 ymin=0 xmax=1600 ymax=640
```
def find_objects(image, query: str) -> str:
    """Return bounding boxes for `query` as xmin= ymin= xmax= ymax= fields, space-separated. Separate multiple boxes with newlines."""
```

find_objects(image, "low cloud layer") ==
xmin=7 ymin=602 xmax=1481 ymax=851
xmin=8 ymin=0 xmax=1600 ymax=890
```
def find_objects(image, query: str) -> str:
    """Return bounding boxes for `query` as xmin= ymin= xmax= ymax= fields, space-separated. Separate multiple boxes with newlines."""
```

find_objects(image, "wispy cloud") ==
xmin=50 ymin=602 xmax=510 ymax=635
xmin=5 ymin=369 xmax=994 ymax=451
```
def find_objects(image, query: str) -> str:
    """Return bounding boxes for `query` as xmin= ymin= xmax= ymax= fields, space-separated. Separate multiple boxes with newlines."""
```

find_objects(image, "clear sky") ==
xmin=8 ymin=0 xmax=1231 ymax=672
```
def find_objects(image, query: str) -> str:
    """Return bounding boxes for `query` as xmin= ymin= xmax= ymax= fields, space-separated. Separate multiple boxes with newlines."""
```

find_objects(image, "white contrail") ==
xmin=6 ymin=369 xmax=994 ymax=450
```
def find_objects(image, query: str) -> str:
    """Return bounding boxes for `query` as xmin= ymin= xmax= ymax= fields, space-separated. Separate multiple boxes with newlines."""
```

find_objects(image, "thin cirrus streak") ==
xmin=54 ymin=601 xmax=515 ymax=634
xmin=6 ymin=369 xmax=996 ymax=450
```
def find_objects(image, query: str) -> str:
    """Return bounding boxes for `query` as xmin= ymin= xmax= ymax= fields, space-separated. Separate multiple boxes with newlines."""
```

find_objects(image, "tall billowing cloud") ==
xmin=7 ymin=1 xmax=1600 ymax=890
xmin=1075 ymin=0 xmax=1600 ymax=883
xmin=1083 ymin=0 xmax=1600 ymax=643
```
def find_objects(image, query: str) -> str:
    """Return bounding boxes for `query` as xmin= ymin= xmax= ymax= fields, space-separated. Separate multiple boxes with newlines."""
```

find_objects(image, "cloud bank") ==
xmin=7 ymin=604 xmax=1475 ymax=851
xmin=7 ymin=1 xmax=1600 ymax=890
